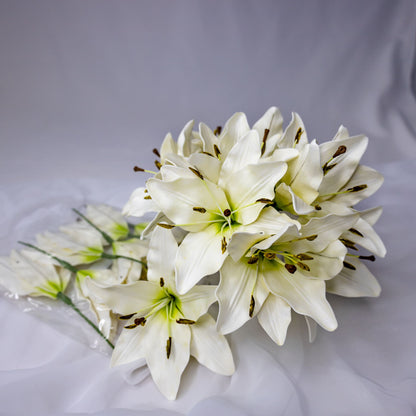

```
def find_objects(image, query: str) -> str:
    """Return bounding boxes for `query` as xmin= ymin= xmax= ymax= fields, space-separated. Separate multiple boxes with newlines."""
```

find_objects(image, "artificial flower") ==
xmin=86 ymin=227 xmax=234 ymax=400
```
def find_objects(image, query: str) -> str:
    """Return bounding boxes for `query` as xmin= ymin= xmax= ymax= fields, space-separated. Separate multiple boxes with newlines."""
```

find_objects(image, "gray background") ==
xmin=0 ymin=1 xmax=415 ymax=415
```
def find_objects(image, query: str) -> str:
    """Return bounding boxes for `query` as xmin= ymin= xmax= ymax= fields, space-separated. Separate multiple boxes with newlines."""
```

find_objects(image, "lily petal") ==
xmin=262 ymin=260 xmax=337 ymax=331
xmin=257 ymin=295 xmax=291 ymax=345
xmin=277 ymin=112 xmax=308 ymax=148
xmin=175 ymin=224 xmax=227 ymax=293
xmin=123 ymin=187 xmax=158 ymax=218
xmin=160 ymin=132 xmax=177 ymax=164
xmin=217 ymin=256 xmax=269 ymax=334
xmin=224 ymin=161 xmax=287 ymax=225
xmin=326 ymin=257 xmax=381 ymax=297
xmin=84 ymin=279 xmax=161 ymax=315
xmin=86 ymin=204 xmax=129 ymax=241
xmin=177 ymin=120 xmax=195 ymax=157
xmin=145 ymin=313 xmax=191 ymax=400
xmin=253 ymin=106 xmax=284 ymax=157
xmin=147 ymin=227 xmax=178 ymax=284
xmin=190 ymin=314 xmax=235 ymax=375
xmin=180 ymin=285 xmax=217 ymax=321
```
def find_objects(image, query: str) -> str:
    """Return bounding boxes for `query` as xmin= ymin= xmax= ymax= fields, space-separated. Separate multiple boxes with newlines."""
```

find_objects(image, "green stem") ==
xmin=101 ymin=252 xmax=147 ymax=268
xmin=56 ymin=292 xmax=114 ymax=349
xmin=72 ymin=208 xmax=114 ymax=245
xmin=18 ymin=242 xmax=78 ymax=274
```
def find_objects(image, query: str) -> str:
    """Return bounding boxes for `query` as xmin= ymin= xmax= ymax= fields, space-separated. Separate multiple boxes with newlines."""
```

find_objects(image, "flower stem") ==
xmin=72 ymin=208 xmax=114 ymax=245
xmin=56 ymin=292 xmax=114 ymax=349
xmin=101 ymin=252 xmax=147 ymax=268
xmin=18 ymin=241 xmax=78 ymax=274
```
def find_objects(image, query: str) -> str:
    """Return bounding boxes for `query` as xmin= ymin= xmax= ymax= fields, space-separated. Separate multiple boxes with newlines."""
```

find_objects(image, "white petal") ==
xmin=220 ymin=112 xmax=250 ymax=156
xmin=179 ymin=285 xmax=217 ymax=321
xmin=224 ymin=161 xmax=287 ymax=225
xmin=175 ymin=225 xmax=227 ymax=293
xmin=279 ymin=213 xmax=359 ymax=253
xmin=122 ymin=187 xmax=158 ymax=218
xmin=342 ymin=217 xmax=386 ymax=257
xmin=268 ymin=148 xmax=299 ymax=163
xmin=84 ymin=278 xmax=162 ymax=315
xmin=333 ymin=125 xmax=350 ymax=141
xmin=190 ymin=314 xmax=235 ymax=375
xmin=277 ymin=112 xmax=308 ymax=148
xmin=360 ymin=206 xmax=383 ymax=226
xmin=219 ymin=130 xmax=261 ymax=183
xmin=262 ymin=260 xmax=337 ymax=331
xmin=298 ymin=240 xmax=347 ymax=281
xmin=199 ymin=122 xmax=219 ymax=155
xmin=146 ymin=314 xmax=191 ymax=400
xmin=177 ymin=120 xmax=195 ymax=157
xmin=0 ymin=255 xmax=32 ymax=295
xmin=188 ymin=152 xmax=221 ymax=184
xmin=147 ymin=177 xmax=229 ymax=232
xmin=289 ymin=141 xmax=323 ymax=204
xmin=147 ymin=227 xmax=178 ymax=284
xmin=217 ymin=256 xmax=269 ymax=334
xmin=257 ymin=294 xmax=291 ymax=345
xmin=330 ymin=165 xmax=384 ymax=206
xmin=275 ymin=183 xmax=315 ymax=215
xmin=160 ymin=132 xmax=177 ymax=163
xmin=253 ymin=106 xmax=284 ymax=156
xmin=326 ymin=257 xmax=381 ymax=297
xmin=319 ymin=134 xmax=368 ymax=195
xmin=86 ymin=204 xmax=129 ymax=241
xmin=227 ymin=207 xmax=300 ymax=261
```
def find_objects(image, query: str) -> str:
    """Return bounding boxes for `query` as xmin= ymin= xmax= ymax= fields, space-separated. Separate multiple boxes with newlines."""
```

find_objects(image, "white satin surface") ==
xmin=1 ymin=1 xmax=416 ymax=415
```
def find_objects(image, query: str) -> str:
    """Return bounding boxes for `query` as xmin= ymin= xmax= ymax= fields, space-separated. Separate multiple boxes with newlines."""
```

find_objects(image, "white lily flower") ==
xmin=86 ymin=227 xmax=234 ymax=400
xmin=217 ymin=213 xmax=359 ymax=340
xmin=0 ymin=249 xmax=70 ymax=299
xmin=36 ymin=223 xmax=103 ymax=266
xmin=147 ymin=134 xmax=288 ymax=292
xmin=85 ymin=204 xmax=129 ymax=242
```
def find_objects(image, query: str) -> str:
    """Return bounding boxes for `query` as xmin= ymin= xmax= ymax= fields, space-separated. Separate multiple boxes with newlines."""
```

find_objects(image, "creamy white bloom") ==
xmin=86 ymin=227 xmax=234 ymax=400
xmin=0 ymin=249 xmax=70 ymax=299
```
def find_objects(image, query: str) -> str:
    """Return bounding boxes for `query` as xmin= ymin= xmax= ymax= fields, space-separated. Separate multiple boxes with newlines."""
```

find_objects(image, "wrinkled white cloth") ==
xmin=1 ymin=0 xmax=416 ymax=415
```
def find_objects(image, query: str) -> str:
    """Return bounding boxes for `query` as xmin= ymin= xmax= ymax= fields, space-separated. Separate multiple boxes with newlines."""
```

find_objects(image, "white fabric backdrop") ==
xmin=0 ymin=1 xmax=415 ymax=415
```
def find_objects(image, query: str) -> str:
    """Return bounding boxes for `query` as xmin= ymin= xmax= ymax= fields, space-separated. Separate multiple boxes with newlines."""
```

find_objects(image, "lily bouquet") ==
xmin=0 ymin=107 xmax=385 ymax=400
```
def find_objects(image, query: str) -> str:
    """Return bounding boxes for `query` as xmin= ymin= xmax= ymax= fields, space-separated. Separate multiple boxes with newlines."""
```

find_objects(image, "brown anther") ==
xmin=343 ymin=261 xmax=356 ymax=270
xmin=249 ymin=295 xmax=255 ymax=318
xmin=297 ymin=262 xmax=311 ymax=272
xmin=339 ymin=238 xmax=358 ymax=250
xmin=166 ymin=337 xmax=172 ymax=359
xmin=261 ymin=128 xmax=270 ymax=156
xmin=133 ymin=166 xmax=144 ymax=172
xmin=214 ymin=126 xmax=222 ymax=136
xmin=221 ymin=236 xmax=227 ymax=254
xmin=247 ymin=255 xmax=259 ymax=264
xmin=201 ymin=151 xmax=215 ymax=157
xmin=154 ymin=160 xmax=162 ymax=170
xmin=256 ymin=198 xmax=274 ymax=204
xmin=297 ymin=253 xmax=314 ymax=260
xmin=323 ymin=163 xmax=336 ymax=175
xmin=124 ymin=323 xmax=138 ymax=329
xmin=349 ymin=228 xmax=364 ymax=237
xmin=189 ymin=167 xmax=204 ymax=180
xmin=157 ymin=223 xmax=175 ymax=229
xmin=160 ymin=277 xmax=165 ymax=287
xmin=347 ymin=184 xmax=367 ymax=193
xmin=152 ymin=148 xmax=161 ymax=157
xmin=285 ymin=264 xmax=297 ymax=274
xmin=176 ymin=319 xmax=196 ymax=325
xmin=223 ymin=209 xmax=231 ymax=217
xmin=306 ymin=234 xmax=318 ymax=241
xmin=193 ymin=207 xmax=207 ymax=213
xmin=119 ymin=313 xmax=135 ymax=320
xmin=314 ymin=205 xmax=322 ymax=211
xmin=144 ymin=189 xmax=148 ymax=193
xmin=213 ymin=144 xmax=221 ymax=158
xmin=134 ymin=317 xmax=146 ymax=326
xmin=144 ymin=195 xmax=152 ymax=200
xmin=359 ymin=255 xmax=376 ymax=262
xmin=332 ymin=145 xmax=347 ymax=158
xmin=294 ymin=128 xmax=303 ymax=145
xmin=264 ymin=252 xmax=276 ymax=260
